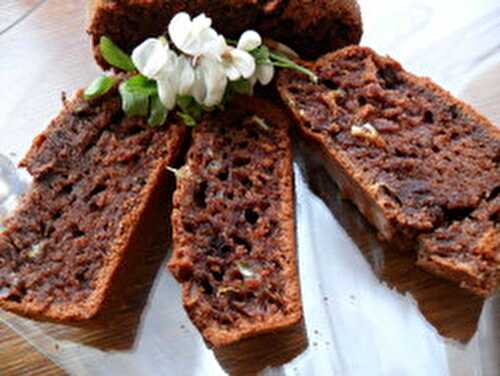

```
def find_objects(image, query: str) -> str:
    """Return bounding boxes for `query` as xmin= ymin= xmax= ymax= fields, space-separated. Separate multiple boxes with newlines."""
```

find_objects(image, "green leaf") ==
xmin=251 ymin=45 xmax=271 ymax=65
xmin=119 ymin=81 xmax=150 ymax=117
xmin=177 ymin=111 xmax=197 ymax=127
xmin=84 ymin=76 xmax=116 ymax=100
xmin=176 ymin=95 xmax=193 ymax=112
xmin=121 ymin=75 xmax=158 ymax=96
xmin=100 ymin=36 xmax=136 ymax=72
xmin=229 ymin=79 xmax=252 ymax=95
xmin=176 ymin=95 xmax=204 ymax=120
xmin=148 ymin=95 xmax=168 ymax=127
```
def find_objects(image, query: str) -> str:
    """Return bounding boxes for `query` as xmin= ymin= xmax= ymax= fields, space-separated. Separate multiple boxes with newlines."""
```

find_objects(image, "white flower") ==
xmin=251 ymin=64 xmax=275 ymax=86
xmin=222 ymin=49 xmax=256 ymax=81
xmin=131 ymin=15 xmax=278 ymax=113
xmin=132 ymin=37 xmax=198 ymax=110
xmin=216 ymin=31 xmax=261 ymax=81
xmin=156 ymin=72 xmax=178 ymax=110
xmin=238 ymin=30 xmax=275 ymax=87
xmin=176 ymin=55 xmax=196 ymax=96
xmin=192 ymin=56 xmax=228 ymax=107
xmin=132 ymin=37 xmax=179 ymax=110
xmin=169 ymin=12 xmax=218 ymax=57
xmin=132 ymin=38 xmax=173 ymax=80
xmin=237 ymin=30 xmax=262 ymax=51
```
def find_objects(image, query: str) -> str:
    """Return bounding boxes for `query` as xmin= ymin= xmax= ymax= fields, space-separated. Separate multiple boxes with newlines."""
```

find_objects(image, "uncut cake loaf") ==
xmin=278 ymin=46 xmax=499 ymax=296
xmin=0 ymin=81 xmax=186 ymax=320
xmin=88 ymin=0 xmax=362 ymax=68
xmin=168 ymin=97 xmax=301 ymax=347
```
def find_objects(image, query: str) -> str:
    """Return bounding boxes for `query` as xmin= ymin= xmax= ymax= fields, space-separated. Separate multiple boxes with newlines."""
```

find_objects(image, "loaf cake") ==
xmin=87 ymin=0 xmax=362 ymax=68
xmin=0 ymin=81 xmax=186 ymax=320
xmin=278 ymin=46 xmax=499 ymax=295
xmin=168 ymin=97 xmax=301 ymax=347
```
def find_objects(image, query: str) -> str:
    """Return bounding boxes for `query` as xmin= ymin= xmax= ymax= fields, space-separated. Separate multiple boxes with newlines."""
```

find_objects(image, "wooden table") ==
xmin=0 ymin=1 xmax=499 ymax=375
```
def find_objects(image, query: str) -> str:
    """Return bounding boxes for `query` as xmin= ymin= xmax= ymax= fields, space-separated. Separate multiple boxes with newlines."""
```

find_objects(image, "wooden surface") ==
xmin=0 ymin=1 xmax=499 ymax=375
xmin=0 ymin=324 xmax=63 ymax=376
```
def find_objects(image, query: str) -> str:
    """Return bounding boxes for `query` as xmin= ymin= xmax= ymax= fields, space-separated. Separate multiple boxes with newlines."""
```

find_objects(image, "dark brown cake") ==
xmin=278 ymin=46 xmax=500 ymax=295
xmin=168 ymin=97 xmax=301 ymax=347
xmin=0 ymin=82 xmax=186 ymax=321
xmin=418 ymin=196 xmax=499 ymax=296
xmin=87 ymin=0 xmax=362 ymax=68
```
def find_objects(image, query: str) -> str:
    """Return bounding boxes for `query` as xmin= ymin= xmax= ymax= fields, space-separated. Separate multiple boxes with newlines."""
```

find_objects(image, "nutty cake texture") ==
xmin=278 ymin=46 xmax=499 ymax=296
xmin=168 ymin=97 xmax=301 ymax=347
xmin=419 ymin=196 xmax=499 ymax=295
xmin=0 ymin=83 xmax=186 ymax=320
xmin=88 ymin=0 xmax=362 ymax=68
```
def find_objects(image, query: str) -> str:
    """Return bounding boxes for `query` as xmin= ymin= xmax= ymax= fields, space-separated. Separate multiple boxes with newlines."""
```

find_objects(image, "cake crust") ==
xmin=87 ymin=0 xmax=362 ymax=68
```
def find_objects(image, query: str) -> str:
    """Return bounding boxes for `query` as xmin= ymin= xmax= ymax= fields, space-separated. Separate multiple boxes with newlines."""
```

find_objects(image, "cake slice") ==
xmin=0 ymin=81 xmax=186 ymax=320
xmin=278 ymin=46 xmax=499 ymax=295
xmin=87 ymin=0 xmax=362 ymax=68
xmin=168 ymin=97 xmax=301 ymax=347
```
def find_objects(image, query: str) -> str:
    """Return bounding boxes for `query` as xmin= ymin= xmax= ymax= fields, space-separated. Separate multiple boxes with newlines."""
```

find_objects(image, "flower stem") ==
xmin=269 ymin=52 xmax=318 ymax=83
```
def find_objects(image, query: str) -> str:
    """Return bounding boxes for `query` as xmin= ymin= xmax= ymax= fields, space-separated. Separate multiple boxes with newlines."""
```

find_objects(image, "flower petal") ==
xmin=168 ymin=12 xmax=191 ymax=52
xmin=257 ymin=63 xmax=275 ymax=85
xmin=224 ymin=64 xmax=241 ymax=81
xmin=177 ymin=56 xmax=195 ymax=96
xmin=200 ymin=56 xmax=227 ymax=107
xmin=237 ymin=30 xmax=262 ymax=51
xmin=191 ymin=66 xmax=207 ymax=105
xmin=157 ymin=75 xmax=177 ymax=110
xmin=204 ymin=34 xmax=227 ymax=60
xmin=169 ymin=12 xmax=218 ymax=56
xmin=191 ymin=13 xmax=212 ymax=34
xmin=131 ymin=38 xmax=168 ymax=79
xmin=248 ymin=75 xmax=257 ymax=95
xmin=230 ymin=49 xmax=256 ymax=79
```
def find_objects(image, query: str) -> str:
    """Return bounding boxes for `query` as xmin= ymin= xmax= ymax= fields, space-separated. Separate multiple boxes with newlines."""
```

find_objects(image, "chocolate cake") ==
xmin=168 ymin=97 xmax=301 ymax=347
xmin=0 ymin=82 xmax=186 ymax=320
xmin=278 ymin=46 xmax=499 ymax=295
xmin=87 ymin=0 xmax=362 ymax=68
xmin=419 ymin=196 xmax=499 ymax=296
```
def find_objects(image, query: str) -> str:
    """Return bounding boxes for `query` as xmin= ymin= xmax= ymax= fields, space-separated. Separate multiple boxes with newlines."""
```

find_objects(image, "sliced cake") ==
xmin=87 ymin=0 xmax=362 ymax=68
xmin=0 ymin=81 xmax=186 ymax=320
xmin=278 ymin=46 xmax=499 ymax=295
xmin=168 ymin=97 xmax=301 ymax=347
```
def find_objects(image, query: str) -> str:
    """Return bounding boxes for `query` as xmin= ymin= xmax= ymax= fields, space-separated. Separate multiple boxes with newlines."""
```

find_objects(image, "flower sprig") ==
xmin=85 ymin=12 xmax=317 ymax=127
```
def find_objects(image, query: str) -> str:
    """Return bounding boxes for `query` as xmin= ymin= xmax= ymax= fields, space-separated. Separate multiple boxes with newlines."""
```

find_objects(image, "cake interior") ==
xmin=0 ymin=92 xmax=183 ymax=317
xmin=169 ymin=101 xmax=300 ymax=346
xmin=280 ymin=47 xmax=499 ymax=237
xmin=278 ymin=46 xmax=499 ymax=294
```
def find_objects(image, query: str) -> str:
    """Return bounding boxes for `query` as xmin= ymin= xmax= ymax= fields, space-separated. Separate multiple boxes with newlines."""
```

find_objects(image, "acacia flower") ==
xmin=168 ymin=12 xmax=218 ymax=57
xmin=132 ymin=38 xmax=173 ymax=80
xmin=176 ymin=55 xmax=196 ymax=96
xmin=89 ymin=12 xmax=316 ymax=128
xmin=240 ymin=31 xmax=275 ymax=86
xmin=192 ymin=56 xmax=228 ymax=107
xmin=132 ymin=37 xmax=180 ymax=110
xmin=217 ymin=32 xmax=258 ymax=81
